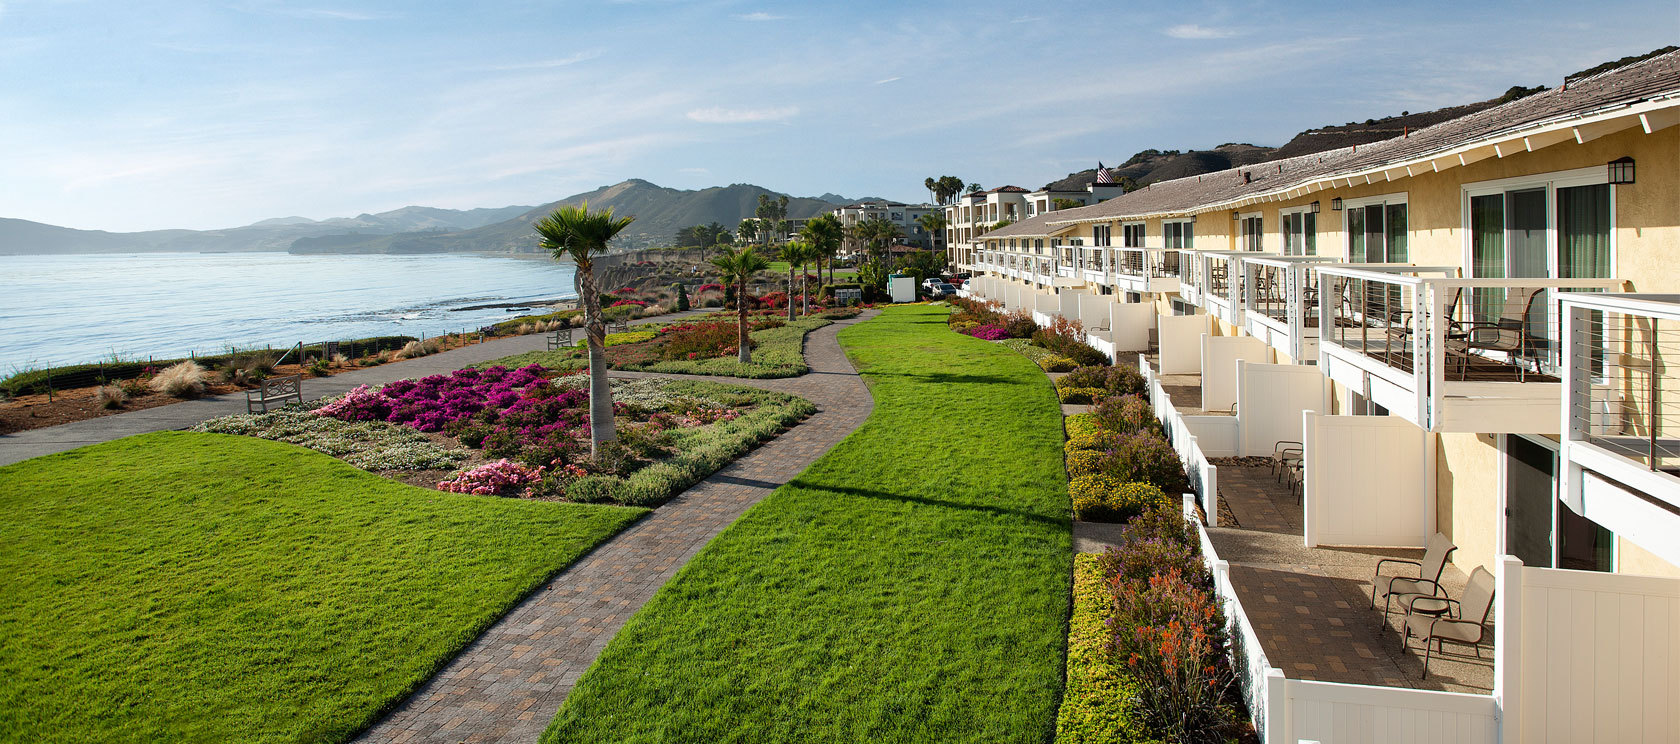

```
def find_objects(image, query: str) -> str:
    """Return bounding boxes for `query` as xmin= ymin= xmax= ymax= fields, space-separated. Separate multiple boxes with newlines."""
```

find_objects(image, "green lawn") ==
xmin=0 ymin=432 xmax=646 ymax=744
xmin=487 ymin=314 xmax=832 ymax=378
xmin=544 ymin=304 xmax=1072 ymax=743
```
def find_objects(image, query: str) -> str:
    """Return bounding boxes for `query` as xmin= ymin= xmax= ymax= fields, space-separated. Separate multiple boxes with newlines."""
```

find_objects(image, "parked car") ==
xmin=921 ymin=277 xmax=944 ymax=290
xmin=929 ymin=282 xmax=958 ymax=298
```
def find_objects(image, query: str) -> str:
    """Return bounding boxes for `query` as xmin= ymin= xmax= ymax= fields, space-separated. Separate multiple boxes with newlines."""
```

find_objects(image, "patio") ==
xmin=1206 ymin=463 xmax=1494 ymax=694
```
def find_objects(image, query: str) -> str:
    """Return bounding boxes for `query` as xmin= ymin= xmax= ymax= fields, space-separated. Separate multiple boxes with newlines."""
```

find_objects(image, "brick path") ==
xmin=352 ymin=310 xmax=878 ymax=743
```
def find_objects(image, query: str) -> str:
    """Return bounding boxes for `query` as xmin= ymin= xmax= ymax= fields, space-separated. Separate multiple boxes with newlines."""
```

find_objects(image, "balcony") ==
xmin=1110 ymin=247 xmax=1185 ymax=295
xmin=1240 ymin=255 xmax=1341 ymax=364
xmin=1184 ymin=250 xmax=1249 ymax=326
xmin=1559 ymin=294 xmax=1680 ymax=569
xmin=1314 ymin=266 xmax=1624 ymax=433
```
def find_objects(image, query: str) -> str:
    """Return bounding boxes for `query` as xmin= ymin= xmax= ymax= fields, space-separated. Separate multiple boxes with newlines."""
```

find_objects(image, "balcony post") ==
xmin=1652 ymin=316 xmax=1660 ymax=470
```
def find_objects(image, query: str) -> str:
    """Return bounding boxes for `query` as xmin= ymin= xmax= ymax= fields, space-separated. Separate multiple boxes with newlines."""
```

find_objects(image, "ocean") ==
xmin=0 ymin=252 xmax=577 ymax=372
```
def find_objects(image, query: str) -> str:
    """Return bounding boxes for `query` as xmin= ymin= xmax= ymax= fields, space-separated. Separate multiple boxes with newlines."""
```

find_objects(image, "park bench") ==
xmin=547 ymin=327 xmax=573 ymax=350
xmin=246 ymin=374 xmax=302 ymax=413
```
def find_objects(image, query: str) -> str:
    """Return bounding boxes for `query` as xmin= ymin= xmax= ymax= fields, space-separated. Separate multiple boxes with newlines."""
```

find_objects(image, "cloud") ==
xmin=736 ymin=11 xmax=785 ymax=21
xmin=874 ymin=76 xmax=901 ymax=85
xmin=1165 ymin=24 xmax=1238 ymax=39
xmin=686 ymin=106 xmax=798 ymax=124
xmin=480 ymin=51 xmax=601 ymax=71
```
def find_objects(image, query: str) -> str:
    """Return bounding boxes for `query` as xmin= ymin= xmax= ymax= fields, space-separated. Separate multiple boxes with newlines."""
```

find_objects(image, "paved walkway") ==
xmin=352 ymin=311 xmax=878 ymax=743
xmin=0 ymin=310 xmax=712 ymax=467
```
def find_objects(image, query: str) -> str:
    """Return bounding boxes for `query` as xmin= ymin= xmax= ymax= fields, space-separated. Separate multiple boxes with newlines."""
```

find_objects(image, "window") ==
xmin=1092 ymin=224 xmax=1112 ymax=247
xmin=1034 ymin=239 xmax=1044 ymax=255
xmin=1343 ymin=195 xmax=1408 ymax=263
xmin=1280 ymin=208 xmax=1317 ymax=256
xmin=1163 ymin=220 xmax=1193 ymax=251
xmin=1503 ymin=435 xmax=1615 ymax=572
xmin=1239 ymin=214 xmax=1263 ymax=251
xmin=1122 ymin=222 xmax=1145 ymax=248
xmin=1466 ymin=169 xmax=1613 ymax=324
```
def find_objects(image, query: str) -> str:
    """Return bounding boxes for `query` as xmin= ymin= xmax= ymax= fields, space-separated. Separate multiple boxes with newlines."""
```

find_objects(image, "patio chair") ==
xmin=1447 ymin=287 xmax=1546 ymax=381
xmin=1370 ymin=533 xmax=1457 ymax=623
xmin=1271 ymin=440 xmax=1302 ymax=480
xmin=1402 ymin=566 xmax=1496 ymax=678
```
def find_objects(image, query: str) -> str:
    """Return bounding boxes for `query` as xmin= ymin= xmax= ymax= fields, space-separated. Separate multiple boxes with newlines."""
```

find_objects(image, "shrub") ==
xmin=611 ymin=299 xmax=650 ymax=308
xmin=193 ymin=408 xmax=470 ymax=471
xmin=1064 ymin=412 xmax=1098 ymax=441
xmin=1065 ymin=448 xmax=1103 ymax=478
xmin=308 ymin=358 xmax=331 ymax=377
xmin=1039 ymin=355 xmax=1079 ymax=373
xmin=1002 ymin=311 xmax=1037 ymax=339
xmin=964 ymin=324 xmax=1008 ymax=341
xmin=1065 ymin=429 xmax=1117 ymax=454
xmin=1058 ymin=386 xmax=1104 ymax=404
xmin=1109 ymin=568 xmax=1235 ymax=743
xmin=1071 ymin=477 xmax=1167 ymax=522
xmin=674 ymin=283 xmax=691 ymax=311
xmin=438 ymin=459 xmax=547 ymax=496
xmin=1055 ymin=555 xmax=1148 ymax=744
xmin=660 ymin=321 xmax=747 ymax=361
xmin=1032 ymin=329 xmax=1108 ymax=366
xmin=149 ymin=362 xmax=207 ymax=398
xmin=396 ymin=338 xmax=444 ymax=360
xmin=95 ymin=385 xmax=127 ymax=409
xmin=1057 ymin=364 xmax=1147 ymax=397
xmin=1097 ymin=431 xmax=1190 ymax=494
xmin=603 ymin=331 xmax=656 ymax=348
xmin=1091 ymin=394 xmax=1160 ymax=436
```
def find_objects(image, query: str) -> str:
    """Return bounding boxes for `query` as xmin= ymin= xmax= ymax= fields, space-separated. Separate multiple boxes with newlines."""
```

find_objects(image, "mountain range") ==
xmin=0 ymin=182 xmax=874 ymax=256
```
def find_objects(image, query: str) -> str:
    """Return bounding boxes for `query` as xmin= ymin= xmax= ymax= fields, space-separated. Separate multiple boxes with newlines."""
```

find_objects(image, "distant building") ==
xmin=831 ymin=201 xmax=939 ymax=250
xmin=942 ymin=178 xmax=1125 ymax=268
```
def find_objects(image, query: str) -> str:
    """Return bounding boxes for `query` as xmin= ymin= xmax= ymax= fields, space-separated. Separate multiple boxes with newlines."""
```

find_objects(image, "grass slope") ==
xmin=544 ymin=304 xmax=1071 ymax=743
xmin=488 ymin=315 xmax=831 ymax=378
xmin=0 ymin=432 xmax=646 ymax=744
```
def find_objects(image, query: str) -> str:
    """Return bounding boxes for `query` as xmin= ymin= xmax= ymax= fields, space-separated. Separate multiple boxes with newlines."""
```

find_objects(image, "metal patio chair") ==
xmin=1402 ymin=566 xmax=1496 ymax=678
xmin=1370 ymin=533 xmax=1457 ymax=625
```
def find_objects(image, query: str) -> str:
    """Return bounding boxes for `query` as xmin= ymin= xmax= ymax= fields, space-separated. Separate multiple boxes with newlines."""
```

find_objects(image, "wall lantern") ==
xmin=1188 ymin=214 xmax=1198 ymax=224
xmin=1231 ymin=210 xmax=1241 ymax=221
xmin=1608 ymin=156 xmax=1636 ymax=185
xmin=1330 ymin=197 xmax=1344 ymax=211
xmin=1308 ymin=201 xmax=1322 ymax=214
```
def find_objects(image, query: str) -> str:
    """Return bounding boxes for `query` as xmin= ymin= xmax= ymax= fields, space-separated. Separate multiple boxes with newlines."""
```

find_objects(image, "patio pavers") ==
xmin=1208 ymin=464 xmax=1494 ymax=694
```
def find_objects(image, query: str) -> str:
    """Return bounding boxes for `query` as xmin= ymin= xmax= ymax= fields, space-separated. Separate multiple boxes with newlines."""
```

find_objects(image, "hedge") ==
xmin=0 ymin=334 xmax=419 ymax=396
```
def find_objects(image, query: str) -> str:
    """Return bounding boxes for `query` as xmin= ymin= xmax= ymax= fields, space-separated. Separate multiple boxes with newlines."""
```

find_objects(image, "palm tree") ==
xmin=737 ymin=218 xmax=760 ymax=245
xmin=710 ymin=247 xmax=770 ymax=364
xmin=793 ymin=242 xmax=816 ymax=316
xmin=533 ymin=202 xmax=635 ymax=456
xmin=755 ymin=194 xmax=789 ymax=246
xmin=800 ymin=213 xmax=843 ymax=286
xmin=923 ymin=176 xmax=937 ymax=204
xmin=856 ymin=216 xmax=903 ymax=260
xmin=777 ymin=242 xmax=806 ymax=320
xmin=917 ymin=211 xmax=947 ymax=249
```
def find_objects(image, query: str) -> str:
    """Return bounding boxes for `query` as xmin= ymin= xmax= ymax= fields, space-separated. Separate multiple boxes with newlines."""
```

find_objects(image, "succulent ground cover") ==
xmin=195 ymin=365 xmax=813 ymax=507
xmin=0 ymin=431 xmax=645 ymax=744
xmin=490 ymin=307 xmax=859 ymax=379
xmin=545 ymin=304 xmax=1070 ymax=743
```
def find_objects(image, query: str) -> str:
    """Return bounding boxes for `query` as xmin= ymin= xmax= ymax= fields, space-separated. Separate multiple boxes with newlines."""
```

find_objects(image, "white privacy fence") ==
xmin=1185 ymin=495 xmax=1500 ymax=744
xmin=1235 ymin=361 xmax=1331 ymax=458
xmin=1302 ymin=412 xmax=1433 ymax=548
xmin=1148 ymin=358 xmax=1223 ymax=524
xmin=1158 ymin=314 xmax=1210 ymax=375
xmin=1498 ymin=556 xmax=1680 ymax=744
xmin=1202 ymin=334 xmax=1270 ymax=412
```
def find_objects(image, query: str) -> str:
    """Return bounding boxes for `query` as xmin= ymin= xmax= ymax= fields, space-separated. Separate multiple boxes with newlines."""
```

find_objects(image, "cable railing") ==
xmin=1563 ymin=294 xmax=1680 ymax=475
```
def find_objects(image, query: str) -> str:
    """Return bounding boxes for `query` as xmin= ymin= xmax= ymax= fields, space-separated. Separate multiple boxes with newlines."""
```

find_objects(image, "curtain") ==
xmin=1348 ymin=208 xmax=1365 ymax=262
xmin=1304 ymin=212 xmax=1317 ymax=256
xmin=1558 ymin=184 xmax=1611 ymax=279
xmin=1471 ymin=194 xmax=1505 ymax=323
xmin=1384 ymin=204 xmax=1406 ymax=262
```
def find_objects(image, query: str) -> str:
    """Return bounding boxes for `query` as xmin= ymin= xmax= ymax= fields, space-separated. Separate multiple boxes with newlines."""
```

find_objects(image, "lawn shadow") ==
xmin=868 ymin=371 xmax=1023 ymax=386
xmin=790 ymin=480 xmax=1067 ymax=529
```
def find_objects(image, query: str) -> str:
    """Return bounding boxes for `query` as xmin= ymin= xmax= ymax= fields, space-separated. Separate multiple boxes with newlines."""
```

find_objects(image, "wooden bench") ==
xmin=247 ymin=374 xmax=302 ymax=413
xmin=546 ymin=327 xmax=574 ymax=350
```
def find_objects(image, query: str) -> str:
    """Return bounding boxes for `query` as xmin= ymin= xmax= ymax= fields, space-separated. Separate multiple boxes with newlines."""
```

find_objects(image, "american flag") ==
xmin=1094 ymin=162 xmax=1114 ymax=184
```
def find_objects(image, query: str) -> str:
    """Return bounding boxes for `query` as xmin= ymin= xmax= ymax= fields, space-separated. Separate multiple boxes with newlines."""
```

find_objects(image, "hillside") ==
xmin=294 ymin=180 xmax=844 ymax=254
xmin=1041 ymin=91 xmax=1528 ymax=192
xmin=0 ymin=204 xmax=534 ymax=255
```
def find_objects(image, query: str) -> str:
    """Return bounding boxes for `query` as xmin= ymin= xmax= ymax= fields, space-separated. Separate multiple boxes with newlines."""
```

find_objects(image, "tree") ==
xmin=934 ymin=175 xmax=966 ymax=205
xmin=1052 ymin=197 xmax=1082 ymax=211
xmin=675 ymin=222 xmax=730 ymax=260
xmin=1114 ymin=175 xmax=1140 ymax=193
xmin=532 ymin=202 xmax=635 ymax=457
xmin=778 ymin=241 xmax=816 ymax=318
xmin=737 ymin=218 xmax=761 ymax=245
xmin=924 ymin=176 xmax=937 ymax=204
xmin=855 ymin=216 xmax=903 ymax=260
xmin=755 ymin=194 xmax=789 ymax=245
xmin=916 ymin=210 xmax=946 ymax=249
xmin=966 ymin=183 xmax=984 ymax=194
xmin=800 ymin=213 xmax=843 ymax=285
xmin=710 ymin=247 xmax=771 ymax=363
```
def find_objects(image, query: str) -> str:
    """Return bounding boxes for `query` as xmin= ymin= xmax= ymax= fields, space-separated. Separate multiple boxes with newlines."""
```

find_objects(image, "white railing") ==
xmin=1316 ymin=266 xmax=1623 ymax=433
xmin=1240 ymin=255 xmax=1340 ymax=363
xmin=1185 ymin=250 xmax=1248 ymax=325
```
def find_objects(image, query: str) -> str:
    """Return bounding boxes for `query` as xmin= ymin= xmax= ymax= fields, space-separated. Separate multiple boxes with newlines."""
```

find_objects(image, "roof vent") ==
xmin=1242 ymin=172 xmax=1252 ymax=184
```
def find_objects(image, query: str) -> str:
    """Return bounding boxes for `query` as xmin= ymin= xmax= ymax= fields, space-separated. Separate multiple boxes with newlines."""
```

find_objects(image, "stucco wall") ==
xmin=1437 ymin=432 xmax=1502 ymax=573
xmin=1618 ymin=536 xmax=1680 ymax=578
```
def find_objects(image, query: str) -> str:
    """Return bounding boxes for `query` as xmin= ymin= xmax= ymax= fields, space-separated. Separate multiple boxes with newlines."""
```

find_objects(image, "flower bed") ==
xmin=199 ymin=370 xmax=814 ymax=507
xmin=946 ymin=296 xmax=1036 ymax=339
xmin=1062 ymin=388 xmax=1189 ymax=522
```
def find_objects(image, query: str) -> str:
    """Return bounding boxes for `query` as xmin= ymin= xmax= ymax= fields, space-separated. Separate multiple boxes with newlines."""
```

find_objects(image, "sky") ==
xmin=0 ymin=1 xmax=1675 ymax=232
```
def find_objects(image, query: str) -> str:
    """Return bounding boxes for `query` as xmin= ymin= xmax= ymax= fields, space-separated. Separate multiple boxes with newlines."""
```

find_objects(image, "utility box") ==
xmin=888 ymin=274 xmax=916 ymax=303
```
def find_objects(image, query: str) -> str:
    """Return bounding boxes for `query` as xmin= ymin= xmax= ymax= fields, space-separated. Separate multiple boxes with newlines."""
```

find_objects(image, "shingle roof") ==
xmin=1046 ymin=49 xmax=1680 ymax=225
